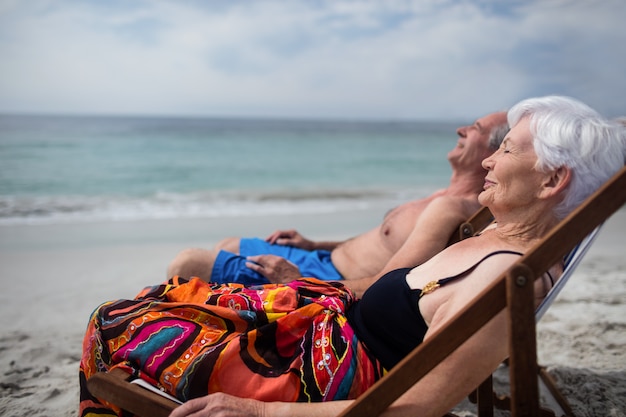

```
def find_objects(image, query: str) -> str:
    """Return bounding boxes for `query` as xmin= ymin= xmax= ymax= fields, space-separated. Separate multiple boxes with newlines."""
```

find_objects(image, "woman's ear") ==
xmin=540 ymin=166 xmax=571 ymax=198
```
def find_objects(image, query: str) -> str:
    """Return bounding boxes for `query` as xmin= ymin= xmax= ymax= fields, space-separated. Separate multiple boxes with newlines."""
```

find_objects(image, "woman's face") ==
xmin=479 ymin=117 xmax=547 ymax=211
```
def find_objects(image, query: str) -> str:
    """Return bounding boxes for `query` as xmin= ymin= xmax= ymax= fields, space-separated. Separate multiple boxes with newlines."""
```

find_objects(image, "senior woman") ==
xmin=79 ymin=96 xmax=625 ymax=417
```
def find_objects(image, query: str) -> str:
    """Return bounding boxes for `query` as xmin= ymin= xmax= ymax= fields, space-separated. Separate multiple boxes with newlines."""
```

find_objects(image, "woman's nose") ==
xmin=482 ymin=146 xmax=502 ymax=170
xmin=482 ymin=155 xmax=493 ymax=170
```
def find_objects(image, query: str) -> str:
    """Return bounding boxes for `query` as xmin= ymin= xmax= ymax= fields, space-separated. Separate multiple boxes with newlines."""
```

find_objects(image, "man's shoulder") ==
xmin=425 ymin=194 xmax=480 ymax=218
xmin=393 ymin=189 xmax=448 ymax=209
xmin=392 ymin=191 xmax=478 ymax=219
xmin=428 ymin=193 xmax=473 ymax=207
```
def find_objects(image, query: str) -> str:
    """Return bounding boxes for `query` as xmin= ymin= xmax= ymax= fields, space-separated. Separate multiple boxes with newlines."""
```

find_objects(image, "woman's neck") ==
xmin=490 ymin=206 xmax=560 ymax=249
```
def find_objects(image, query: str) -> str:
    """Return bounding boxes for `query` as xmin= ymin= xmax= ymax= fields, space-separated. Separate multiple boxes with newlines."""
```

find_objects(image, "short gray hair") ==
xmin=508 ymin=96 xmax=626 ymax=219
xmin=487 ymin=122 xmax=510 ymax=151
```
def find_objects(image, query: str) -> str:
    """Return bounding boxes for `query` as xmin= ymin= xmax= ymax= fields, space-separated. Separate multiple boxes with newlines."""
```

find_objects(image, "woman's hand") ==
xmin=169 ymin=393 xmax=265 ymax=417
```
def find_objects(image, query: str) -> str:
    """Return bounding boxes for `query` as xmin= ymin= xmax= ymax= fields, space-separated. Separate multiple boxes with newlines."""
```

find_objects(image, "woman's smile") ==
xmin=483 ymin=178 xmax=496 ymax=189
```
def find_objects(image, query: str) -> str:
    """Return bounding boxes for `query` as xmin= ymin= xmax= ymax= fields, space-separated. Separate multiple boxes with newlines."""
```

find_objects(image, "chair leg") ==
xmin=475 ymin=375 xmax=494 ymax=417
xmin=538 ymin=367 xmax=576 ymax=417
xmin=506 ymin=265 xmax=540 ymax=416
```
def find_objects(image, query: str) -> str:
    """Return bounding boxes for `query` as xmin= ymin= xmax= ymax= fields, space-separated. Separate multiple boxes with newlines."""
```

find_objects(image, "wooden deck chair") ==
xmin=465 ymin=226 xmax=603 ymax=417
xmin=338 ymin=166 xmax=626 ymax=417
xmin=446 ymin=206 xmax=599 ymax=416
xmin=87 ymin=165 xmax=626 ymax=417
xmin=85 ymin=206 xmax=496 ymax=417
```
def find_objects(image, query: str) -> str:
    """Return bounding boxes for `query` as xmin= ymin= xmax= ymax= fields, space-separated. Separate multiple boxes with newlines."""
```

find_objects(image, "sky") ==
xmin=0 ymin=0 xmax=625 ymax=121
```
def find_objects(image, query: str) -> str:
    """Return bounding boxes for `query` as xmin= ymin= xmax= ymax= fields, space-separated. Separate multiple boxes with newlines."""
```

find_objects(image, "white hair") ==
xmin=508 ymin=96 xmax=626 ymax=219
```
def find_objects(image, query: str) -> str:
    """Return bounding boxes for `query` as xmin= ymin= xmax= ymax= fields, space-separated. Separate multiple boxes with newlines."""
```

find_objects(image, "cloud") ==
xmin=0 ymin=0 xmax=624 ymax=120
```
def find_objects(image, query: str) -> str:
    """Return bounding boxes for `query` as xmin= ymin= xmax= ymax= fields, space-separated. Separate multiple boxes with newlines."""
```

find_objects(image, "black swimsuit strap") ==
xmin=436 ymin=250 xmax=523 ymax=287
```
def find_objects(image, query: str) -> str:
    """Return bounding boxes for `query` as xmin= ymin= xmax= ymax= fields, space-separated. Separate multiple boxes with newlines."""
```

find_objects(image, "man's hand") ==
xmin=265 ymin=229 xmax=314 ymax=250
xmin=246 ymin=254 xmax=303 ymax=284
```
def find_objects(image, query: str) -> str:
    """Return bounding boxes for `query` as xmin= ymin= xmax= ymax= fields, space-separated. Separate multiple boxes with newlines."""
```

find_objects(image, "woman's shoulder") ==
xmin=418 ymin=233 xmax=523 ymax=280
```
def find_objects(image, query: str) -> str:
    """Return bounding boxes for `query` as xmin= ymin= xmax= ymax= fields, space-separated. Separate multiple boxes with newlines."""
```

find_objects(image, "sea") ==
xmin=0 ymin=114 xmax=462 ymax=226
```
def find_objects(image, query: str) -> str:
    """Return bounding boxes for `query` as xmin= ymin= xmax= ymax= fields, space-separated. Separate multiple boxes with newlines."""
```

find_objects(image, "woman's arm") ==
xmin=168 ymin=309 xmax=509 ymax=417
xmin=385 ymin=310 xmax=510 ymax=417
xmin=381 ymin=248 xmax=521 ymax=417
xmin=169 ymin=394 xmax=352 ymax=417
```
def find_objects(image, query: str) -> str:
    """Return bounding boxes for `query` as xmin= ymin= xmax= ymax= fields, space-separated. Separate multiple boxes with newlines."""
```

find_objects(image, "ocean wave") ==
xmin=0 ymin=187 xmax=430 ymax=226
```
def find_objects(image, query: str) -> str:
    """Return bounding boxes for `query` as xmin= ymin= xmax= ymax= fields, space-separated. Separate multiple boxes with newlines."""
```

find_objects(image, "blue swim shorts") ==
xmin=211 ymin=237 xmax=343 ymax=285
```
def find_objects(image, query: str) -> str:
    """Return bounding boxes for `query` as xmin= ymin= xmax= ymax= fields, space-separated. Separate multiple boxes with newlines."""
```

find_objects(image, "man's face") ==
xmin=448 ymin=111 xmax=507 ymax=170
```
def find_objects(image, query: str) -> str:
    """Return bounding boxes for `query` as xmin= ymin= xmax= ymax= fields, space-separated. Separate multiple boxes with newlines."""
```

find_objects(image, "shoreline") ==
xmin=1 ymin=208 xmax=624 ymax=416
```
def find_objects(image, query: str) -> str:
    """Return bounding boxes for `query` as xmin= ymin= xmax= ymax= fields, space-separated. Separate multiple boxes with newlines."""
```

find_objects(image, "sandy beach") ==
xmin=0 ymin=207 xmax=624 ymax=417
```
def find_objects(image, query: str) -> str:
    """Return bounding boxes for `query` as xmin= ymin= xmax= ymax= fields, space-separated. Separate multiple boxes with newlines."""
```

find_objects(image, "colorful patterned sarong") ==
xmin=79 ymin=277 xmax=384 ymax=416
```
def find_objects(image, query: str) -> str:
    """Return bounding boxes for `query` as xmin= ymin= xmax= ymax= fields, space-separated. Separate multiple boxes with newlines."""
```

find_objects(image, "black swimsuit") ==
xmin=346 ymin=250 xmax=523 ymax=370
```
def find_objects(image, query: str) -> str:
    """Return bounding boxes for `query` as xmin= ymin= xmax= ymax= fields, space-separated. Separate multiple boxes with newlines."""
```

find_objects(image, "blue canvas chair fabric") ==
xmin=535 ymin=226 xmax=602 ymax=321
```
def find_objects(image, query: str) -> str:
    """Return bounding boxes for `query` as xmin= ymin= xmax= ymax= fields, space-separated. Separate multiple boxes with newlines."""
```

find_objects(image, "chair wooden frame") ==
xmin=87 ymin=166 xmax=626 ymax=417
xmin=86 ymin=205 xmax=496 ymax=417
xmin=465 ymin=226 xmax=602 ymax=417
xmin=446 ymin=205 xmax=494 ymax=246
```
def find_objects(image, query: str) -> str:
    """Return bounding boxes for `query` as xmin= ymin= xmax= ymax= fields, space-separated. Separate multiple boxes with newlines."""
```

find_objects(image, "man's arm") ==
xmin=342 ymin=197 xmax=474 ymax=297
xmin=245 ymin=254 xmax=303 ymax=284
xmin=375 ymin=196 xmax=470 ymax=272
xmin=265 ymin=229 xmax=343 ymax=251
